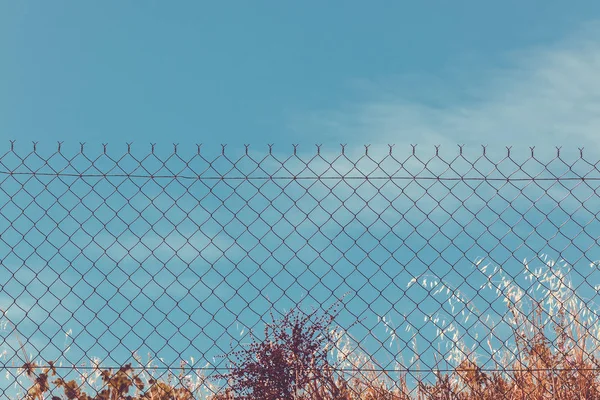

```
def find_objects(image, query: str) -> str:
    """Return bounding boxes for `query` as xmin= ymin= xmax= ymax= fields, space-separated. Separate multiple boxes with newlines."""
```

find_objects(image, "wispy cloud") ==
xmin=294 ymin=21 xmax=600 ymax=155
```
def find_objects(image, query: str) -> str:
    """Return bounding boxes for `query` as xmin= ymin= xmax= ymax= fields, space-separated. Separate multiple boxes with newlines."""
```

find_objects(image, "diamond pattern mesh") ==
xmin=0 ymin=142 xmax=599 ymax=398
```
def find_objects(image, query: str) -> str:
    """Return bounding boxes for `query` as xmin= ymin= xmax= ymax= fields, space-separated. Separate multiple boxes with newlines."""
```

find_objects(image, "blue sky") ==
xmin=3 ymin=1 xmax=600 ymax=148
xmin=3 ymin=1 xmax=600 ymax=396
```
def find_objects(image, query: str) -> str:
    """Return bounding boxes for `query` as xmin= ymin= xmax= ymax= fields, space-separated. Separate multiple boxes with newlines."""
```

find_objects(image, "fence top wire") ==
xmin=1 ymin=142 xmax=598 ymax=181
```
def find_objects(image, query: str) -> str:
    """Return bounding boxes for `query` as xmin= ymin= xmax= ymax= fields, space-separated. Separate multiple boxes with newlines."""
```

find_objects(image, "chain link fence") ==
xmin=1 ymin=142 xmax=600 ymax=399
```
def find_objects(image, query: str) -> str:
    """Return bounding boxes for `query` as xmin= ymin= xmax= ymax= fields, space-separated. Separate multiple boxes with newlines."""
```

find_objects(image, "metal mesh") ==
xmin=1 ymin=142 xmax=600 ymax=399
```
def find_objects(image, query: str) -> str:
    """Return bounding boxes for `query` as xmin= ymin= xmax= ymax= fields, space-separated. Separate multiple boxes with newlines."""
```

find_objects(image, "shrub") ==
xmin=214 ymin=299 xmax=348 ymax=400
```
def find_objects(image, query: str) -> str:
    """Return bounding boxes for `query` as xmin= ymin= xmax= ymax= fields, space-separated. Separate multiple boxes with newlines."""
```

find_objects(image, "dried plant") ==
xmin=5 ymin=254 xmax=600 ymax=399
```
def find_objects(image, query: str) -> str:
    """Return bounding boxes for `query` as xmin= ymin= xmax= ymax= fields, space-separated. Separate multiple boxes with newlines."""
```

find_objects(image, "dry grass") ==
xmin=5 ymin=254 xmax=600 ymax=399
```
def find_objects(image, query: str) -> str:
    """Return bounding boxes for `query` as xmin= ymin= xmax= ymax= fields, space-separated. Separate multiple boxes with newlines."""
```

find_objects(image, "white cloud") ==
xmin=295 ymin=21 xmax=600 ymax=157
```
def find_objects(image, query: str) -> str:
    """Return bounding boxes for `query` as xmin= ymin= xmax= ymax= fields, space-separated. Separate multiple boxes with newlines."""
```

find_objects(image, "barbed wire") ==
xmin=2 ymin=140 xmax=592 ymax=157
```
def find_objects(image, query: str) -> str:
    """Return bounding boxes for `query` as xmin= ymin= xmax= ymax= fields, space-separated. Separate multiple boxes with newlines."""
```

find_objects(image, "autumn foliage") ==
xmin=9 ymin=256 xmax=600 ymax=399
